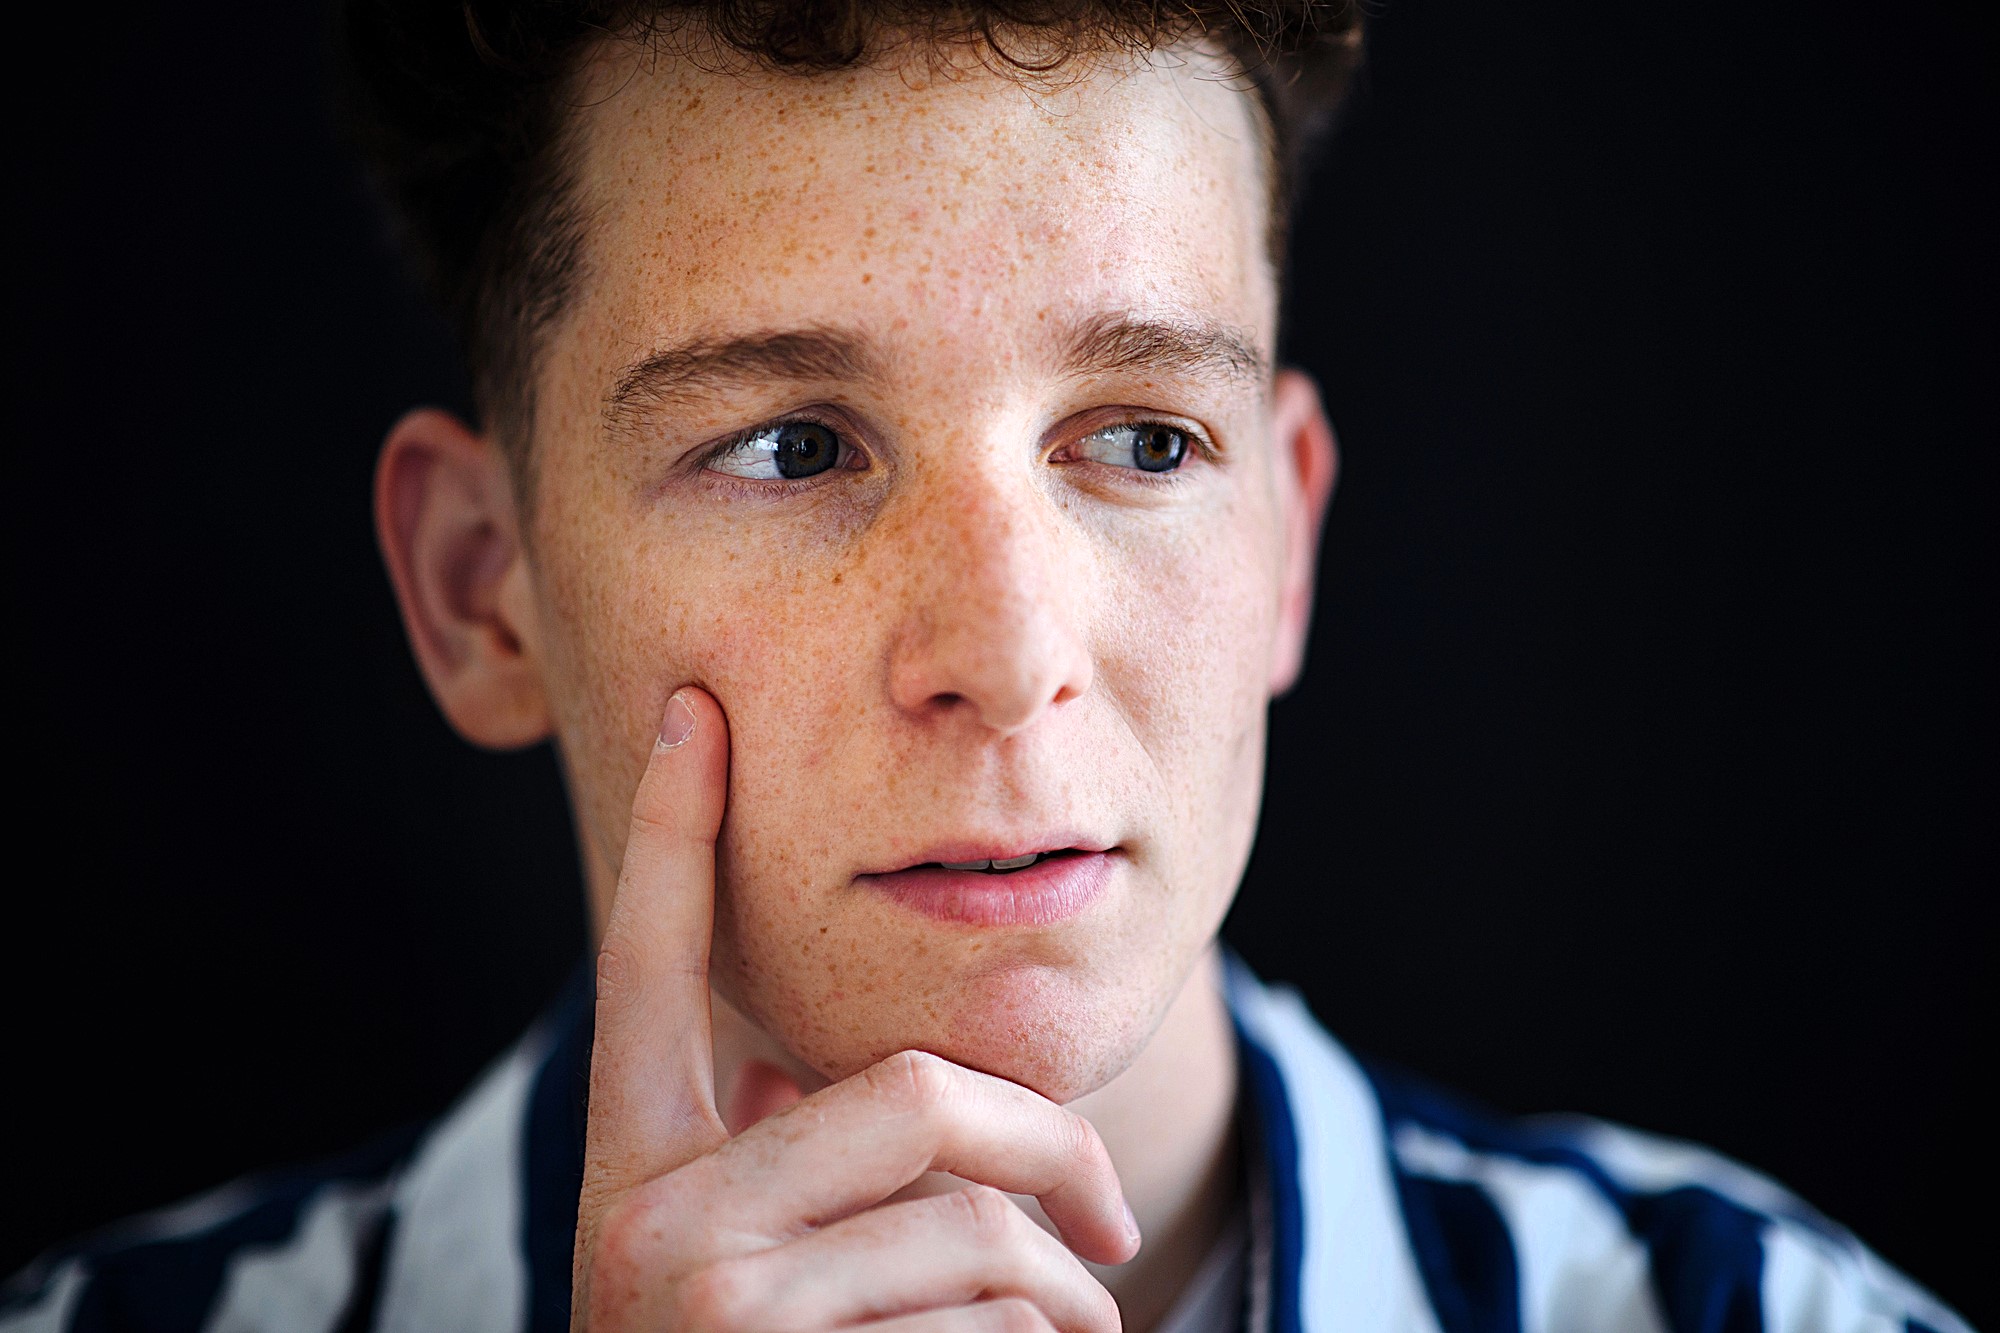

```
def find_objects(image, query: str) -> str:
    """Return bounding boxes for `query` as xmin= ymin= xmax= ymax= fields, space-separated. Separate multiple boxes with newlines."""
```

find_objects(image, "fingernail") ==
xmin=658 ymin=690 xmax=697 ymax=750
xmin=1121 ymin=1199 xmax=1140 ymax=1245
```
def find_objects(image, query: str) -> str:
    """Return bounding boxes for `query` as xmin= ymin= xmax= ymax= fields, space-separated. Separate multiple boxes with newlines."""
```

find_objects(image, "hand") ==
xmin=572 ymin=686 xmax=1140 ymax=1331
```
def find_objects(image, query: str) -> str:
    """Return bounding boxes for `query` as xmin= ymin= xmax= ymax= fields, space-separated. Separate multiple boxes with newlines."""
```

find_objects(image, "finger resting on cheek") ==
xmin=626 ymin=685 xmax=729 ymax=861
xmin=584 ymin=684 xmax=734 ymax=1182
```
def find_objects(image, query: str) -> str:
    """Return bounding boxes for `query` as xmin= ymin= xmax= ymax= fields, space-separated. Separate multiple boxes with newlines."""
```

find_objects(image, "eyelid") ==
xmin=1055 ymin=409 xmax=1222 ymax=466
xmin=685 ymin=403 xmax=1218 ymax=480
xmin=695 ymin=407 xmax=867 ymax=478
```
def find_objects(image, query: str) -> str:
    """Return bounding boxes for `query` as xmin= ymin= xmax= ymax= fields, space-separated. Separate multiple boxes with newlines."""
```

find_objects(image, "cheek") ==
xmin=533 ymin=491 xmax=867 ymax=904
xmin=1097 ymin=498 xmax=1280 ymax=846
xmin=708 ymin=615 xmax=857 ymax=903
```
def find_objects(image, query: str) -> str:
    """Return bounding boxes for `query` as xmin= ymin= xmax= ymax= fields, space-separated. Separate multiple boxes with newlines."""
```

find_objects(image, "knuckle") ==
xmin=673 ymin=1259 xmax=754 ymax=1329
xmin=1084 ymin=1280 xmax=1123 ymax=1333
xmin=593 ymin=945 xmax=632 ymax=1007
xmin=1060 ymin=1110 xmax=1111 ymax=1175
xmin=943 ymin=1183 xmax=1019 ymax=1246
xmin=985 ymin=1297 xmax=1056 ymax=1332
xmin=581 ymin=1198 xmax=659 ymax=1313
xmin=590 ymin=1196 xmax=648 ymax=1270
xmin=868 ymin=1048 xmax=953 ymax=1115
xmin=626 ymin=795 xmax=678 ymax=842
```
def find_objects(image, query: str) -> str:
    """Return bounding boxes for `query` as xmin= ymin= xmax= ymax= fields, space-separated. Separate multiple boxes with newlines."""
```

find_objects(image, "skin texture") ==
xmin=375 ymin=32 xmax=1336 ymax=1329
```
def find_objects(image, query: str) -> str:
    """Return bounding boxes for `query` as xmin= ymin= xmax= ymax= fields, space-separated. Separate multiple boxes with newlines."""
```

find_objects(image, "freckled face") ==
xmin=526 ymin=42 xmax=1291 ymax=1102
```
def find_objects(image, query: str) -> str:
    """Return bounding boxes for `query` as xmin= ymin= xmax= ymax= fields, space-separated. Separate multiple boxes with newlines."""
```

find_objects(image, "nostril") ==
xmin=887 ymin=602 xmax=1092 ymax=731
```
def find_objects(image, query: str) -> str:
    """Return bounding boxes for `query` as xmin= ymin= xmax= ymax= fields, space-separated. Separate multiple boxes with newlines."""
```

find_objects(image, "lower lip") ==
xmin=859 ymin=852 xmax=1114 ymax=927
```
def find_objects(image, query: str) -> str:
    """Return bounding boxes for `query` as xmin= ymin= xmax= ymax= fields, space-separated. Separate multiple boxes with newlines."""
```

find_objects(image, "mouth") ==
xmin=927 ymin=849 xmax=1074 ymax=873
xmin=857 ymin=845 xmax=1116 ymax=927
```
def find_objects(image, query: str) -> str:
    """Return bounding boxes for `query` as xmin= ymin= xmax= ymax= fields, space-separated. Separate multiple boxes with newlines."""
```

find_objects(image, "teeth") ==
xmin=936 ymin=853 xmax=1045 ymax=873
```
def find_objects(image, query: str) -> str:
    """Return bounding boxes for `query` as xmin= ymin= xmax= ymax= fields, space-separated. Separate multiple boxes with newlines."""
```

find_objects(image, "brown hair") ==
xmin=333 ymin=2 xmax=1363 ymax=451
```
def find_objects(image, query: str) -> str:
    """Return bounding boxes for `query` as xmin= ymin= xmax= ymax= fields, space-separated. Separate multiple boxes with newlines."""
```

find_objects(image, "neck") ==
xmin=710 ymin=946 xmax=1241 ymax=1332
xmin=1068 ymin=946 xmax=1242 ymax=1331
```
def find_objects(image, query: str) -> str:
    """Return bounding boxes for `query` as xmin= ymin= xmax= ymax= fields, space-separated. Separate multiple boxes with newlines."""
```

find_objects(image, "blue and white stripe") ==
xmin=2 ymin=960 xmax=1972 ymax=1332
xmin=1224 ymin=960 xmax=1974 ymax=1333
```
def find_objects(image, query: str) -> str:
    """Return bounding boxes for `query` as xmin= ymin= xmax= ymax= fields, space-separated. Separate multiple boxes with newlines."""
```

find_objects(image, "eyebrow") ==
xmin=1059 ymin=313 xmax=1270 ymax=392
xmin=603 ymin=311 xmax=1268 ymax=427
xmin=605 ymin=326 xmax=879 ymax=424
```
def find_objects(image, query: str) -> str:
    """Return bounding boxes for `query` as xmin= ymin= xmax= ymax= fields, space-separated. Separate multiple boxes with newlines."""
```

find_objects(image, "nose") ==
xmin=886 ymin=474 xmax=1093 ymax=737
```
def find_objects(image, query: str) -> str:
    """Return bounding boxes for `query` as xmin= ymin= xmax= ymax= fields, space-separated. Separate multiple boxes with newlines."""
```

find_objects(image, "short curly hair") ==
xmin=333 ymin=2 xmax=1363 ymax=452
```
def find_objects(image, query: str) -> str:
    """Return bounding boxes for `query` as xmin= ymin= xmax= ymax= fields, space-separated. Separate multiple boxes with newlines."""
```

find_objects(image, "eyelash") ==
xmin=1063 ymin=419 xmax=1215 ymax=486
xmin=694 ymin=411 xmax=858 ymax=494
xmin=693 ymin=410 xmax=1218 ymax=490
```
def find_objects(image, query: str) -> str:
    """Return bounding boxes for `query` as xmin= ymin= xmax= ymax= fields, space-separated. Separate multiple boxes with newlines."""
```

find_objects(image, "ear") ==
xmin=1267 ymin=369 xmax=1339 ymax=696
xmin=374 ymin=408 xmax=552 ymax=749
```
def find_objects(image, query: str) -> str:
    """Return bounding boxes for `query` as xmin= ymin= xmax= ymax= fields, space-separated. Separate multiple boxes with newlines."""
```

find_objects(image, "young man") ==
xmin=1 ymin=4 xmax=1971 ymax=1331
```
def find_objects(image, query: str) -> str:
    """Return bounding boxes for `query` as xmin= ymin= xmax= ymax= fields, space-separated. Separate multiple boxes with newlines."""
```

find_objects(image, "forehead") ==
xmin=565 ymin=38 xmax=1276 ymax=368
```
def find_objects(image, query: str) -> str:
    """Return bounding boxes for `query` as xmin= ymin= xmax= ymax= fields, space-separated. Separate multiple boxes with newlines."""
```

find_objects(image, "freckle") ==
xmin=860 ymin=273 xmax=872 ymax=284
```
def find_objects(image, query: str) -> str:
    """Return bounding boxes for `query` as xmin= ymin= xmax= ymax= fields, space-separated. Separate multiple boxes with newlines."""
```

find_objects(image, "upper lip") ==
xmin=858 ymin=835 xmax=1114 ymax=877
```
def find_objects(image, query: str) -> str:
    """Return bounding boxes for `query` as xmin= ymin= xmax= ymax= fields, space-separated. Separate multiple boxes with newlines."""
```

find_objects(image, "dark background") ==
xmin=6 ymin=0 xmax=1992 ymax=1321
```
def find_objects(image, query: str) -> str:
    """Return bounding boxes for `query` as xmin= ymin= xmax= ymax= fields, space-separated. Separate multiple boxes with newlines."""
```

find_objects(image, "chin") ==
xmin=713 ymin=931 xmax=1167 ymax=1106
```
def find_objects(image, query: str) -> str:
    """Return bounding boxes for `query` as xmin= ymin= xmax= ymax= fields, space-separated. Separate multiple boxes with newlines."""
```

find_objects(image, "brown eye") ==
xmin=1077 ymin=423 xmax=1191 ymax=473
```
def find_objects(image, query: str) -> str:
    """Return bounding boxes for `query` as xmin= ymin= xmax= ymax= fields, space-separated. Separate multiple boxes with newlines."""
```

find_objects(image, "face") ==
xmin=506 ymin=37 xmax=1329 ymax=1104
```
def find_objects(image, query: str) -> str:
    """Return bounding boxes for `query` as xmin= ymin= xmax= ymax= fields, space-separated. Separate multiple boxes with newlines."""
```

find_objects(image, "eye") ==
xmin=706 ymin=420 xmax=850 ymax=480
xmin=1075 ymin=422 xmax=1191 ymax=473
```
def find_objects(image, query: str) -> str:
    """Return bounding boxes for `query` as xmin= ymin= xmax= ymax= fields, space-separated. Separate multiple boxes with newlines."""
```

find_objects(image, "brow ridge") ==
xmin=605 ymin=326 xmax=877 ymax=424
xmin=603 ymin=311 xmax=1268 ymax=431
xmin=1060 ymin=312 xmax=1269 ymax=390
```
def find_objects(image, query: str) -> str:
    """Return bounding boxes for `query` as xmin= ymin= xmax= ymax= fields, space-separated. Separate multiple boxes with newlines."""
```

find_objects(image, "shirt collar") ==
xmin=1225 ymin=952 xmax=1438 ymax=1333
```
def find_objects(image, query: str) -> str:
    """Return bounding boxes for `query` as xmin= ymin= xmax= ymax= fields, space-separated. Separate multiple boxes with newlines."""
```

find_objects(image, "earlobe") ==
xmin=1267 ymin=370 xmax=1339 ymax=696
xmin=374 ymin=408 xmax=552 ymax=749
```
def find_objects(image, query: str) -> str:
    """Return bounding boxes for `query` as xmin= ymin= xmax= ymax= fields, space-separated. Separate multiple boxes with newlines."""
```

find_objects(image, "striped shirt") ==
xmin=1 ymin=958 xmax=1971 ymax=1333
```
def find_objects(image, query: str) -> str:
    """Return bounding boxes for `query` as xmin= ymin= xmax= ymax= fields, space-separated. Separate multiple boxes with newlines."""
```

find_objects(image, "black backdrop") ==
xmin=5 ymin=1 xmax=1992 ymax=1321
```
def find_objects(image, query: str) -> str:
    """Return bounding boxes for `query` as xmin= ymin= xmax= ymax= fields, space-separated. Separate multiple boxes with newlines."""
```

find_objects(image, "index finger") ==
xmin=584 ymin=685 xmax=732 ymax=1193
